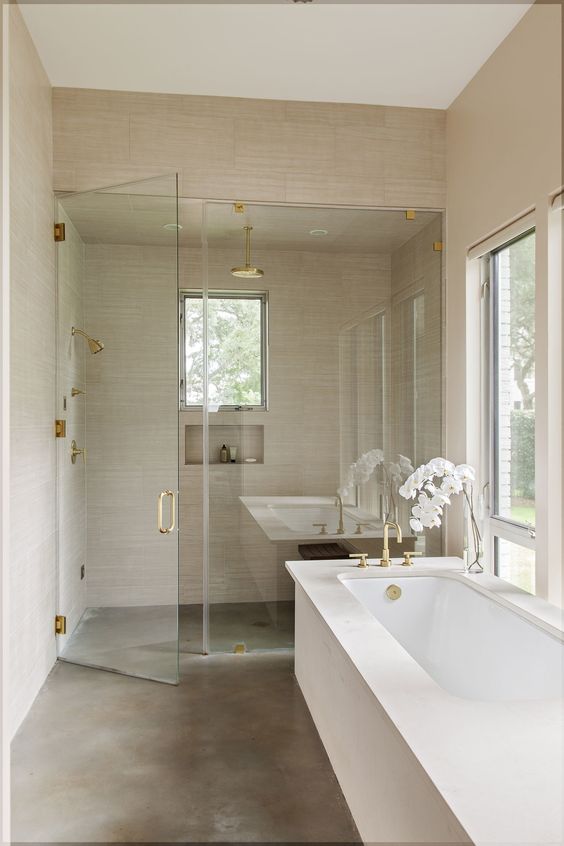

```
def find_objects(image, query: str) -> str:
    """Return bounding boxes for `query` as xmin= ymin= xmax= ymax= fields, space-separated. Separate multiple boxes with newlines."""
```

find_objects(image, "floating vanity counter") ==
xmin=286 ymin=556 xmax=564 ymax=846
xmin=239 ymin=495 xmax=383 ymax=542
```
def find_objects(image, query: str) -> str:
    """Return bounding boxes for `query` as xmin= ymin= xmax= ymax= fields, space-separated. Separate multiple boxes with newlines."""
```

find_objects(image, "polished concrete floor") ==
xmin=59 ymin=602 xmax=296 ymax=683
xmin=12 ymin=633 xmax=360 ymax=842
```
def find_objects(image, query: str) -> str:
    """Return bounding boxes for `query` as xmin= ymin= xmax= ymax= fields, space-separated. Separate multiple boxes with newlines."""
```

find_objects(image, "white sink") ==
xmin=239 ymin=496 xmax=383 ymax=542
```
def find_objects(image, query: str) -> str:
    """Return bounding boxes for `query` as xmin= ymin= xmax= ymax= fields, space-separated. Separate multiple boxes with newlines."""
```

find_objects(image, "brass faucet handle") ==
xmin=354 ymin=522 xmax=377 ymax=535
xmin=349 ymin=553 xmax=369 ymax=569
xmin=312 ymin=523 xmax=328 ymax=535
xmin=403 ymin=551 xmax=423 ymax=566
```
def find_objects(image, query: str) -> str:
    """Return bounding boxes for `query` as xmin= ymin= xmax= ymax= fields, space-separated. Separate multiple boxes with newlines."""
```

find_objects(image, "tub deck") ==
xmin=286 ymin=556 xmax=564 ymax=846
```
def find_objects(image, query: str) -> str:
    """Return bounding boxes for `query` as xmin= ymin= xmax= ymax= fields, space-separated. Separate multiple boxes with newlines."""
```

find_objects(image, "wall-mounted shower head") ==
xmin=72 ymin=327 xmax=104 ymax=354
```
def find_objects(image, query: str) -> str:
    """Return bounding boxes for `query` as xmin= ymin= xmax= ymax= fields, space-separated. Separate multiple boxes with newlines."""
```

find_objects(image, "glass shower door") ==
xmin=55 ymin=174 xmax=180 ymax=683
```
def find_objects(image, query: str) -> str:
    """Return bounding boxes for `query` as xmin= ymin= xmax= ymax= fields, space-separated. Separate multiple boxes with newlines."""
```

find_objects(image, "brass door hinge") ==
xmin=405 ymin=209 xmax=416 ymax=220
xmin=54 ymin=222 xmax=66 ymax=242
xmin=433 ymin=241 xmax=444 ymax=252
xmin=55 ymin=419 xmax=66 ymax=438
xmin=55 ymin=615 xmax=67 ymax=635
xmin=233 ymin=202 xmax=245 ymax=214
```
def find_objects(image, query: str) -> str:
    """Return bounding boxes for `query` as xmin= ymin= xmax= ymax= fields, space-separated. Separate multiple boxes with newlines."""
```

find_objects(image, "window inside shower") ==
xmin=180 ymin=290 xmax=268 ymax=410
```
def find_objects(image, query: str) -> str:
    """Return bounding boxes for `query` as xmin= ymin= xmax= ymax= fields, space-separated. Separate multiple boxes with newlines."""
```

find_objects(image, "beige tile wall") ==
xmin=49 ymin=84 xmax=446 ymax=608
xmin=55 ymin=207 xmax=87 ymax=643
xmin=84 ymin=244 xmax=178 ymax=607
xmin=52 ymin=88 xmax=446 ymax=209
xmin=180 ymin=246 xmax=390 ymax=604
xmin=9 ymin=4 xmax=55 ymax=734
xmin=71 ymin=233 xmax=441 ymax=609
xmin=390 ymin=216 xmax=443 ymax=555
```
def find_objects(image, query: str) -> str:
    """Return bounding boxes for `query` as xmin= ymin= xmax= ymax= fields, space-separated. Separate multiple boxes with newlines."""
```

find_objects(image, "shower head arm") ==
xmin=71 ymin=327 xmax=89 ymax=340
xmin=244 ymin=226 xmax=252 ymax=267
xmin=71 ymin=326 xmax=104 ymax=354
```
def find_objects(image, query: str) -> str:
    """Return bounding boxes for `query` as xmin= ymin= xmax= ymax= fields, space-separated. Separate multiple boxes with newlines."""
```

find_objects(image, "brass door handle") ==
xmin=157 ymin=490 xmax=176 ymax=534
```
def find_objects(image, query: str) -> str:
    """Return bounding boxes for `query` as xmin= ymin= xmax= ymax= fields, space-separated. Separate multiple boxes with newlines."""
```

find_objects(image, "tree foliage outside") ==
xmin=504 ymin=231 xmax=535 ymax=524
xmin=508 ymin=232 xmax=535 ymax=411
xmin=510 ymin=409 xmax=535 ymax=501
xmin=184 ymin=294 xmax=263 ymax=407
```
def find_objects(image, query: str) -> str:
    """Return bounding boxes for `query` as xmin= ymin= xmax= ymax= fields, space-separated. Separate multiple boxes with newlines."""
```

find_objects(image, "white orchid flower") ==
xmin=399 ymin=457 xmax=476 ymax=537
xmin=410 ymin=517 xmax=424 ymax=533
xmin=454 ymin=463 xmax=476 ymax=482
xmin=426 ymin=457 xmax=456 ymax=478
xmin=440 ymin=475 xmax=463 ymax=496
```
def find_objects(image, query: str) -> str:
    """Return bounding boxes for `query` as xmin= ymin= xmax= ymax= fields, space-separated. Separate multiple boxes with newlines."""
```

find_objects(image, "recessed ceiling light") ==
xmin=163 ymin=222 xmax=183 ymax=231
xmin=309 ymin=229 xmax=329 ymax=237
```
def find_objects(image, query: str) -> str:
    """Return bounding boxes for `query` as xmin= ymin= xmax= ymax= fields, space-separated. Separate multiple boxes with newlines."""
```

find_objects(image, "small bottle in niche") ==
xmin=229 ymin=446 xmax=238 ymax=464
xmin=220 ymin=444 xmax=228 ymax=463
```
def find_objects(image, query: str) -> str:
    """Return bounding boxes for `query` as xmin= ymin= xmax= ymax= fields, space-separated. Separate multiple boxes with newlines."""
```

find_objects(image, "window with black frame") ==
xmin=181 ymin=290 xmax=268 ymax=411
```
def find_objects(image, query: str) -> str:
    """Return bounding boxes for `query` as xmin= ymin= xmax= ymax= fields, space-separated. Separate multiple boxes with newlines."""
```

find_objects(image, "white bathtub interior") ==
xmin=342 ymin=574 xmax=564 ymax=701
xmin=268 ymin=504 xmax=363 ymax=534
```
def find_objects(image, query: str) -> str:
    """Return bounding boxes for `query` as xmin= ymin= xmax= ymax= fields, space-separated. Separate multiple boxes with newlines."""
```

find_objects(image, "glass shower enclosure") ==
xmin=192 ymin=201 xmax=444 ymax=654
xmin=54 ymin=175 xmax=180 ymax=683
xmin=55 ymin=186 xmax=444 ymax=671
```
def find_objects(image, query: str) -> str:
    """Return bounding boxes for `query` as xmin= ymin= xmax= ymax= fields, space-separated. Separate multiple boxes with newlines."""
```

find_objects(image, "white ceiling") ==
xmin=21 ymin=3 xmax=531 ymax=109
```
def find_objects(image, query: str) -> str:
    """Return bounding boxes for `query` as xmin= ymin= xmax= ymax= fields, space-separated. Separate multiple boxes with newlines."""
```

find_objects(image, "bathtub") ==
xmin=286 ymin=556 xmax=564 ymax=846
xmin=240 ymin=495 xmax=382 ymax=540
xmin=343 ymin=574 xmax=563 ymax=701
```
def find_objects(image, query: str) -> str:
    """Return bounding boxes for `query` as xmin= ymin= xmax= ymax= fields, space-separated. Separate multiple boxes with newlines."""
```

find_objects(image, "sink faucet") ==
xmin=380 ymin=520 xmax=402 ymax=567
xmin=334 ymin=494 xmax=345 ymax=534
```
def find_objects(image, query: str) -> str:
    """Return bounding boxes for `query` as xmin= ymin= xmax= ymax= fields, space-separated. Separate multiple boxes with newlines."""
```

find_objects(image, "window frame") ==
xmin=179 ymin=289 xmax=269 ymax=412
xmin=483 ymin=228 xmax=537 ymax=585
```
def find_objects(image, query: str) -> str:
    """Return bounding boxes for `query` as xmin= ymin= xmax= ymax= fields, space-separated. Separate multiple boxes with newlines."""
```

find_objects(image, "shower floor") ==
xmin=60 ymin=601 xmax=295 ymax=680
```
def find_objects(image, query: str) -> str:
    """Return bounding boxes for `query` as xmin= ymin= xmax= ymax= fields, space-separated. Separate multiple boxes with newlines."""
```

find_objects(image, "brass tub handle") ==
xmin=157 ymin=490 xmax=176 ymax=534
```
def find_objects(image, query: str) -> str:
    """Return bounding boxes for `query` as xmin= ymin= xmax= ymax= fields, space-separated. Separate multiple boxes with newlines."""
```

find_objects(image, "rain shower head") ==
xmin=231 ymin=225 xmax=264 ymax=278
xmin=72 ymin=327 xmax=104 ymax=354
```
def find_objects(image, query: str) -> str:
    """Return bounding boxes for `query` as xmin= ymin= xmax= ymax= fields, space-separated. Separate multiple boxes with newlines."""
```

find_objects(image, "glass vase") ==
xmin=463 ymin=484 xmax=484 ymax=573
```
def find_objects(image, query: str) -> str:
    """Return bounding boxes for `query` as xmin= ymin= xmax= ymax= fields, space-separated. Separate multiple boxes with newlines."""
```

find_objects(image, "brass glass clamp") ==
xmin=402 ymin=550 xmax=423 ymax=566
xmin=350 ymin=553 xmax=369 ymax=568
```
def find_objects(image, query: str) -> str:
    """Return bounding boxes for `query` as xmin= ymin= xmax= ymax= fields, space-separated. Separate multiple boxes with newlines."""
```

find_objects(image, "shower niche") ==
xmin=184 ymin=423 xmax=264 ymax=465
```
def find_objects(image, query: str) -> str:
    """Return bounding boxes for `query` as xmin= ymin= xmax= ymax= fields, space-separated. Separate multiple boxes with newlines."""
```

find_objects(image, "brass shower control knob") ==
xmin=385 ymin=584 xmax=402 ymax=601
xmin=70 ymin=440 xmax=86 ymax=464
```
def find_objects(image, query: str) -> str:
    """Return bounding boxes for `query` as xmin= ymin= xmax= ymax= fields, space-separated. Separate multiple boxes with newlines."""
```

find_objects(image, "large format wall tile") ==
xmin=9 ymin=5 xmax=55 ymax=736
xmin=52 ymin=88 xmax=446 ymax=209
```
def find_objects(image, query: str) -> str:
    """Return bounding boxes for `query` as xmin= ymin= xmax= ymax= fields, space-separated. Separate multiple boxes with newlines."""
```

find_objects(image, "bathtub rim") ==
xmin=286 ymin=555 xmax=564 ymax=846
xmin=337 ymin=566 xmax=564 ymax=643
